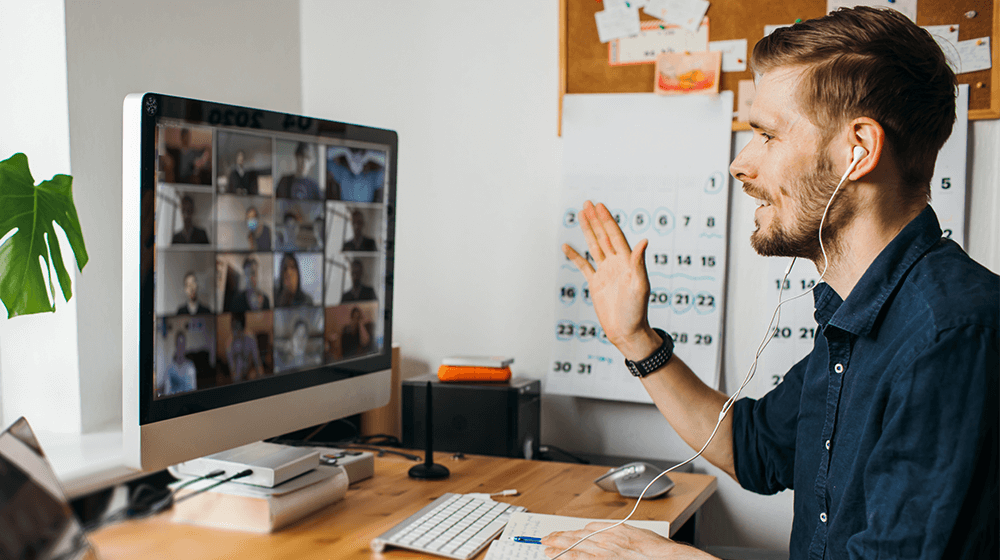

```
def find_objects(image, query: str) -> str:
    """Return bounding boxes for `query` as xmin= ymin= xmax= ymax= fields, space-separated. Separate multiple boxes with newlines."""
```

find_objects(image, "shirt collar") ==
xmin=812 ymin=205 xmax=942 ymax=337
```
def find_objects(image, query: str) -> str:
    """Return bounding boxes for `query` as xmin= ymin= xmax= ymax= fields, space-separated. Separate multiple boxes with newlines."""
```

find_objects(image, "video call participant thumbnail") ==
xmin=172 ymin=194 xmax=210 ymax=245
xmin=342 ymin=209 xmax=377 ymax=252
xmin=163 ymin=127 xmax=212 ymax=186
xmin=177 ymin=271 xmax=211 ymax=315
xmin=274 ymin=308 xmax=324 ymax=373
xmin=156 ymin=316 xmax=215 ymax=398
xmin=325 ymin=302 xmax=378 ymax=360
xmin=276 ymin=141 xmax=321 ymax=200
xmin=246 ymin=206 xmax=272 ymax=251
xmin=275 ymin=252 xmax=322 ymax=308
xmin=225 ymin=312 xmax=265 ymax=383
xmin=230 ymin=255 xmax=271 ymax=313
xmin=326 ymin=147 xmax=385 ymax=203
xmin=342 ymin=259 xmax=377 ymax=303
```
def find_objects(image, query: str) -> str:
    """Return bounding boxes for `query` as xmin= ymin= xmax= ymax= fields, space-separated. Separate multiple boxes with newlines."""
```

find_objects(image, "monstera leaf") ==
xmin=0 ymin=153 xmax=88 ymax=318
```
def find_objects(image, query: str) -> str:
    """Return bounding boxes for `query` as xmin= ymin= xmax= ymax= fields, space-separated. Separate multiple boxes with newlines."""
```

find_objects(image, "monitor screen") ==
xmin=123 ymin=93 xmax=396 ymax=468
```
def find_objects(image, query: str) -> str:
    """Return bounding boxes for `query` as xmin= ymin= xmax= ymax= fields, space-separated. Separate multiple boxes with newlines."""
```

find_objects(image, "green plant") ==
xmin=0 ymin=153 xmax=88 ymax=318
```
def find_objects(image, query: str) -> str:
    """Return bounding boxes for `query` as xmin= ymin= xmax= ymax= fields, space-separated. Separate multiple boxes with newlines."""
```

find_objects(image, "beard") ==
xmin=748 ymin=149 xmax=854 ymax=261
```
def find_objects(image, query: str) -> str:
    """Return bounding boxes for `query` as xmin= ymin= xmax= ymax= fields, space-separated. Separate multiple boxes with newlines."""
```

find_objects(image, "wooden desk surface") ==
xmin=90 ymin=452 xmax=717 ymax=559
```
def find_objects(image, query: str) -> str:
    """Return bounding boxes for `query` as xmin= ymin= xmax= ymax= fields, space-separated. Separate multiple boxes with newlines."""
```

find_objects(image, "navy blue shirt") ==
xmin=731 ymin=207 xmax=998 ymax=559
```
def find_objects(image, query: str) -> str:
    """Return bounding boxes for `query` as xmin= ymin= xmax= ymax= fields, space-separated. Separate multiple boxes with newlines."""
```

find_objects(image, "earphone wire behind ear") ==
xmin=549 ymin=145 xmax=868 ymax=560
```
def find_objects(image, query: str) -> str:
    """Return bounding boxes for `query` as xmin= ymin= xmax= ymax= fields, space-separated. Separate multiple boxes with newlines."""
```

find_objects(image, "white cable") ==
xmin=551 ymin=156 xmax=859 ymax=559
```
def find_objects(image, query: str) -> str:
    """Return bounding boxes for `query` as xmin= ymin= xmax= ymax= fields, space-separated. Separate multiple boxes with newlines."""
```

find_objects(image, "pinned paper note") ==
xmin=595 ymin=7 xmax=641 ymax=43
xmin=644 ymin=0 xmax=710 ymax=33
xmin=655 ymin=51 xmax=722 ymax=95
xmin=956 ymin=37 xmax=992 ymax=74
xmin=826 ymin=0 xmax=916 ymax=22
xmin=603 ymin=0 xmax=650 ymax=9
xmin=923 ymin=24 xmax=961 ymax=72
xmin=609 ymin=19 xmax=709 ymax=65
xmin=737 ymin=79 xmax=756 ymax=122
xmin=764 ymin=24 xmax=791 ymax=36
xmin=709 ymin=38 xmax=748 ymax=72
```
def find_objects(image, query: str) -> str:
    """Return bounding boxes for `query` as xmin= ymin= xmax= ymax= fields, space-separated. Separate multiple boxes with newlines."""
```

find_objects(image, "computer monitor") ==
xmin=121 ymin=93 xmax=396 ymax=471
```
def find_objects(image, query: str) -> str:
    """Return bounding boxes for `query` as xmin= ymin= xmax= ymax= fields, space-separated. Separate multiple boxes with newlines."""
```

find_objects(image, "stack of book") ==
xmin=437 ymin=356 xmax=514 ymax=382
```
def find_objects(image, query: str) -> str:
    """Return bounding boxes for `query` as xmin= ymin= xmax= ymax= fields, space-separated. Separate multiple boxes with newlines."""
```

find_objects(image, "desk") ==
xmin=90 ymin=451 xmax=717 ymax=559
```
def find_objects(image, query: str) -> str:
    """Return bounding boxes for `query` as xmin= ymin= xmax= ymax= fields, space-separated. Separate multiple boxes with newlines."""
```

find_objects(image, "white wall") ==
xmin=0 ymin=0 xmax=81 ymax=434
xmin=61 ymin=0 xmax=303 ymax=432
xmin=300 ymin=0 xmax=1000 ymax=551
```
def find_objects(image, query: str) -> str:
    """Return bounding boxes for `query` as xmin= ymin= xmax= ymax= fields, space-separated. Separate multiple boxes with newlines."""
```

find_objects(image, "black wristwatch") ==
xmin=624 ymin=328 xmax=674 ymax=378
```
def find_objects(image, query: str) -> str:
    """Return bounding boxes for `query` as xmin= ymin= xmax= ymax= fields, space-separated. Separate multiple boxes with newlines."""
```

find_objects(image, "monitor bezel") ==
xmin=127 ymin=92 xmax=397 ymax=427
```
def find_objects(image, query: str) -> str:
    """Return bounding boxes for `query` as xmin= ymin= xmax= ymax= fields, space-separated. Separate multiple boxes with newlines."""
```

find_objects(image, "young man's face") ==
xmin=184 ymin=274 xmax=198 ymax=302
xmin=729 ymin=66 xmax=842 ymax=259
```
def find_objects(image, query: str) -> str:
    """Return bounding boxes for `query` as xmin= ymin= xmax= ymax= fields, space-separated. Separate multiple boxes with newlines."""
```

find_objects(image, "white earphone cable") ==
xmin=551 ymin=149 xmax=862 ymax=559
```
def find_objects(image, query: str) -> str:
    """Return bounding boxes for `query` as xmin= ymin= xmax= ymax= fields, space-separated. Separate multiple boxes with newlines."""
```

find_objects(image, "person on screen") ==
xmin=227 ymin=313 xmax=263 ymax=382
xmin=162 ymin=332 xmax=196 ymax=396
xmin=228 ymin=150 xmax=255 ymax=195
xmin=342 ymin=209 xmax=377 ymax=252
xmin=276 ymin=318 xmax=321 ymax=371
xmin=246 ymin=206 xmax=271 ymax=251
xmin=230 ymin=256 xmax=271 ymax=312
xmin=327 ymin=148 xmax=384 ymax=203
xmin=172 ymin=195 xmax=210 ymax=244
xmin=175 ymin=128 xmax=210 ymax=185
xmin=341 ymin=260 xmax=376 ymax=303
xmin=275 ymin=253 xmax=313 ymax=307
xmin=276 ymin=142 xmax=321 ymax=200
xmin=176 ymin=272 xmax=211 ymax=315
xmin=341 ymin=306 xmax=374 ymax=357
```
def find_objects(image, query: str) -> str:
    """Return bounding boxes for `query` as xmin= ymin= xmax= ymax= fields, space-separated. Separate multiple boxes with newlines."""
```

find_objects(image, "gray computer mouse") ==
xmin=593 ymin=461 xmax=675 ymax=498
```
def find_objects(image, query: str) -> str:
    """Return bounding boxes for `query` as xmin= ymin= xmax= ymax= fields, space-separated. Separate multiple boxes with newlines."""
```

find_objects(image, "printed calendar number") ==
xmin=552 ymin=361 xmax=593 ymax=375
xmin=556 ymin=321 xmax=575 ymax=340
xmin=564 ymin=210 xmax=578 ymax=227
xmin=559 ymin=284 xmax=577 ymax=305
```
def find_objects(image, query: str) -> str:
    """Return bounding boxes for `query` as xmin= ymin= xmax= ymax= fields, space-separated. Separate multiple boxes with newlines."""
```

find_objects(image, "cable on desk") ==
xmin=539 ymin=445 xmax=591 ymax=464
xmin=83 ymin=469 xmax=226 ymax=532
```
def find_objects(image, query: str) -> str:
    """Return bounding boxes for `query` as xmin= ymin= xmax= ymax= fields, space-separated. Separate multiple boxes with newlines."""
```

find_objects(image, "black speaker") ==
xmin=402 ymin=374 xmax=541 ymax=459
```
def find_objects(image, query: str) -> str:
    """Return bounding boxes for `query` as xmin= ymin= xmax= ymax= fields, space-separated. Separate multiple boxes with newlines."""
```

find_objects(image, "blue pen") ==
xmin=513 ymin=536 xmax=543 ymax=544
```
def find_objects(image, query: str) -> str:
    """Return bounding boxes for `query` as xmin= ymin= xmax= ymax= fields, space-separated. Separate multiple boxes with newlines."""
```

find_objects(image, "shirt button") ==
xmin=834 ymin=363 xmax=844 ymax=373
xmin=820 ymin=512 xmax=828 ymax=523
xmin=825 ymin=440 xmax=831 ymax=450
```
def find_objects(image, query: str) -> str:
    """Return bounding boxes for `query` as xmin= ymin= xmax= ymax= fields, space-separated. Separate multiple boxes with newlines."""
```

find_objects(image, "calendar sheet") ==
xmin=548 ymin=93 xmax=733 ymax=403
xmin=744 ymin=85 xmax=969 ymax=399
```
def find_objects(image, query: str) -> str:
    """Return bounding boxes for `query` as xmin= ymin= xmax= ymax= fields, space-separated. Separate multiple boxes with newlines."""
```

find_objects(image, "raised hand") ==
xmin=562 ymin=201 xmax=661 ymax=361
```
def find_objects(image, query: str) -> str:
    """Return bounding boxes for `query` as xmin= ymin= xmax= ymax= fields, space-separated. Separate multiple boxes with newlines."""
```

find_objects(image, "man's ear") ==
xmin=847 ymin=117 xmax=884 ymax=181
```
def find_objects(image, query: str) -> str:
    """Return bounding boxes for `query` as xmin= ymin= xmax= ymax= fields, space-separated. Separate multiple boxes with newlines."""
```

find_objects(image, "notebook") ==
xmin=484 ymin=511 xmax=670 ymax=560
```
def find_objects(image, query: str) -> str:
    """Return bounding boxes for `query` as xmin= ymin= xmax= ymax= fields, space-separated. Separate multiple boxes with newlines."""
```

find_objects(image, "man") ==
xmin=228 ymin=150 xmax=256 ymax=194
xmin=342 ymin=209 xmax=377 ymax=252
xmin=162 ymin=331 xmax=197 ymax=396
xmin=176 ymin=271 xmax=211 ymax=315
xmin=545 ymin=7 xmax=997 ymax=559
xmin=226 ymin=312 xmax=263 ymax=383
xmin=276 ymin=142 xmax=321 ymax=200
xmin=172 ymin=195 xmax=210 ymax=244
xmin=342 ymin=260 xmax=377 ymax=303
xmin=230 ymin=256 xmax=270 ymax=313
xmin=246 ymin=206 xmax=272 ymax=251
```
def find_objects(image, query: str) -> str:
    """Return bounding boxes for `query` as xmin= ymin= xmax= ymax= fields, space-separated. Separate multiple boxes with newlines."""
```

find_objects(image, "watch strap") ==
xmin=624 ymin=328 xmax=674 ymax=378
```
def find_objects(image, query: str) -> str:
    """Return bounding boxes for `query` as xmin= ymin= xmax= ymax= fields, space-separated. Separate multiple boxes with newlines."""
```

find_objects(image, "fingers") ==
xmin=563 ymin=244 xmax=595 ymax=277
xmin=631 ymin=238 xmax=649 ymax=271
xmin=578 ymin=201 xmax=607 ymax=262
xmin=592 ymin=202 xmax=631 ymax=255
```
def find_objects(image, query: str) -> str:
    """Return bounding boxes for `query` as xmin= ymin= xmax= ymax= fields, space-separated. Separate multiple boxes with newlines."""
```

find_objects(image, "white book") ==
xmin=441 ymin=355 xmax=514 ymax=368
xmin=484 ymin=512 xmax=670 ymax=560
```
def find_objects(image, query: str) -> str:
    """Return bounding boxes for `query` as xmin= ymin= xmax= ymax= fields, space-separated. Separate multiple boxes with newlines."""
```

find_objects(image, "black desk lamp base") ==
xmin=408 ymin=462 xmax=450 ymax=479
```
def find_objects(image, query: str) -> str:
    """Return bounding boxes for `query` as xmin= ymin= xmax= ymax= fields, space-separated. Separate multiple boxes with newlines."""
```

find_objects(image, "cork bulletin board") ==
xmin=558 ymin=0 xmax=999 ymax=133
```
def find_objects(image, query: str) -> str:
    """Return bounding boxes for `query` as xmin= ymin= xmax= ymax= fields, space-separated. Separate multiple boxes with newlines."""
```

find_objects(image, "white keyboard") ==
xmin=370 ymin=493 xmax=526 ymax=559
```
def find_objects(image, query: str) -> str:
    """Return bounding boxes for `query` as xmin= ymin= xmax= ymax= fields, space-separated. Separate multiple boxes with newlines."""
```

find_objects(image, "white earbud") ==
xmin=840 ymin=146 xmax=867 ymax=184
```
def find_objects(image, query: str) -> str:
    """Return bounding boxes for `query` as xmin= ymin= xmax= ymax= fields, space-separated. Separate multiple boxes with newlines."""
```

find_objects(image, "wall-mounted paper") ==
xmin=595 ymin=7 xmax=642 ymax=43
xmin=826 ymin=0 xmax=916 ymax=22
xmin=709 ymin=38 xmax=748 ymax=72
xmin=763 ymin=24 xmax=791 ymax=36
xmin=737 ymin=79 xmax=756 ymax=122
xmin=923 ymin=24 xmax=961 ymax=73
xmin=956 ymin=37 xmax=992 ymax=74
xmin=609 ymin=19 xmax=710 ymax=66
xmin=655 ymin=51 xmax=722 ymax=95
xmin=644 ymin=0 xmax=710 ymax=33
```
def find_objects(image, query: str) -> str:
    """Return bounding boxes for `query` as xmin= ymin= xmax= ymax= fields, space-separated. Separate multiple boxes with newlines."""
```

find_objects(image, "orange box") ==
xmin=436 ymin=365 xmax=512 ymax=383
